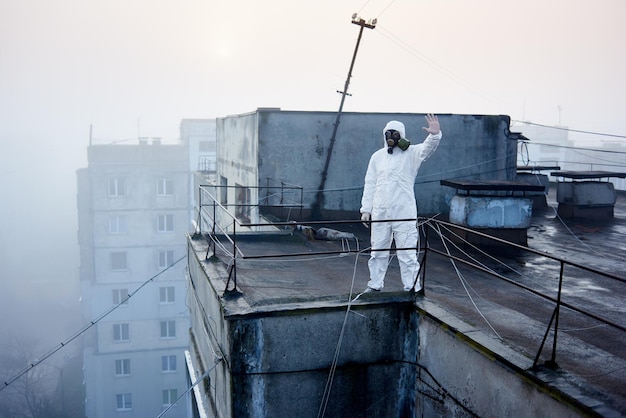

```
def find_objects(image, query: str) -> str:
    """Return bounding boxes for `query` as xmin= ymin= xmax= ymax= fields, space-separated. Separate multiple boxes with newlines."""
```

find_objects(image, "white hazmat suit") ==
xmin=360 ymin=120 xmax=442 ymax=291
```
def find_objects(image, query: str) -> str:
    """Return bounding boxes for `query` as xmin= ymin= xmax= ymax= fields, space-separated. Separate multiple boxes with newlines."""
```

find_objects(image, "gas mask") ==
xmin=385 ymin=129 xmax=410 ymax=154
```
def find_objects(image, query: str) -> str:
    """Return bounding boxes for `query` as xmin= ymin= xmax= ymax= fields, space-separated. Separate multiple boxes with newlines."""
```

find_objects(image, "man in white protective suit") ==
xmin=360 ymin=114 xmax=442 ymax=293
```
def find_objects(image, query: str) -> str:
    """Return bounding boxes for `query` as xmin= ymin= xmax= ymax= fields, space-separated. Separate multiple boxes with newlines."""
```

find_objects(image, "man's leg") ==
xmin=367 ymin=221 xmax=392 ymax=290
xmin=393 ymin=221 xmax=420 ymax=291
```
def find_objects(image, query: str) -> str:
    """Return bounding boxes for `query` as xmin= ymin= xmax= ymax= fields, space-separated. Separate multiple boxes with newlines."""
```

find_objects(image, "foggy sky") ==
xmin=1 ymin=0 xmax=625 ymax=345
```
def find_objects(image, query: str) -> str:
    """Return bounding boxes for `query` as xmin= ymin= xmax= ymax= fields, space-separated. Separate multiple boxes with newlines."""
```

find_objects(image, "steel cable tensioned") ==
xmin=317 ymin=247 xmax=372 ymax=418
xmin=544 ymin=188 xmax=625 ymax=263
xmin=0 ymin=255 xmax=186 ymax=391
xmin=156 ymin=358 xmax=223 ymax=418
xmin=513 ymin=171 xmax=625 ymax=263
xmin=317 ymin=216 xmax=434 ymax=417
xmin=427 ymin=221 xmax=503 ymax=339
xmin=305 ymin=153 xmax=516 ymax=197
xmin=512 ymin=120 xmax=626 ymax=140
xmin=434 ymin=221 xmax=551 ymax=289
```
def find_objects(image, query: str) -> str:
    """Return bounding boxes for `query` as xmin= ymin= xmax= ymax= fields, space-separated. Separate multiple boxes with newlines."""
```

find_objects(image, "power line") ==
xmin=376 ymin=0 xmax=398 ymax=18
xmin=369 ymin=11 xmax=626 ymax=141
xmin=524 ymin=141 xmax=626 ymax=155
xmin=513 ymin=120 xmax=626 ymax=140
xmin=375 ymin=25 xmax=499 ymax=105
xmin=312 ymin=13 xmax=376 ymax=220
xmin=0 ymin=256 xmax=186 ymax=392
xmin=156 ymin=357 xmax=222 ymax=418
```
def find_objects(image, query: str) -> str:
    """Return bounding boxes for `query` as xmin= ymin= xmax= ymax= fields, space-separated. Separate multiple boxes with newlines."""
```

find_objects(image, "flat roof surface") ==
xmin=192 ymin=187 xmax=626 ymax=414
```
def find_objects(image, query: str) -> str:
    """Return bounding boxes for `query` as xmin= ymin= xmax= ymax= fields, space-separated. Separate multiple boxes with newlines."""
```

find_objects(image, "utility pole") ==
xmin=310 ymin=14 xmax=376 ymax=220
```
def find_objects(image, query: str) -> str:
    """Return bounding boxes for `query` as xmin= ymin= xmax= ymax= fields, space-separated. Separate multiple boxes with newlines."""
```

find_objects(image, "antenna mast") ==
xmin=311 ymin=14 xmax=376 ymax=220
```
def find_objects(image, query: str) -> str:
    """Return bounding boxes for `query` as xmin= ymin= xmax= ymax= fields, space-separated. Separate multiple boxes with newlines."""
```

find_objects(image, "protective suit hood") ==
xmin=382 ymin=120 xmax=406 ymax=148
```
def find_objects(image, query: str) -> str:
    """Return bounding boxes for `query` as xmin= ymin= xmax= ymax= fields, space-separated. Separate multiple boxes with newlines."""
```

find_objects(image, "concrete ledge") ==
xmin=415 ymin=298 xmax=618 ymax=417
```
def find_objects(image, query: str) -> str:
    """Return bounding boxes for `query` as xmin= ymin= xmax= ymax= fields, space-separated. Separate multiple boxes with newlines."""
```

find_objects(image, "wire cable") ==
xmin=545 ymin=197 xmax=625 ymax=263
xmin=513 ymin=120 xmax=626 ymax=140
xmin=522 ymin=140 xmax=626 ymax=156
xmin=303 ymin=153 xmax=514 ymax=195
xmin=519 ymin=141 xmax=530 ymax=165
xmin=428 ymin=221 xmax=503 ymax=340
xmin=376 ymin=0 xmax=398 ymax=18
xmin=1 ymin=255 xmax=186 ymax=391
xmin=317 ymin=246 xmax=370 ymax=418
xmin=435 ymin=221 xmax=549 ymax=289
xmin=156 ymin=358 xmax=223 ymax=418
xmin=375 ymin=25 xmax=500 ymax=105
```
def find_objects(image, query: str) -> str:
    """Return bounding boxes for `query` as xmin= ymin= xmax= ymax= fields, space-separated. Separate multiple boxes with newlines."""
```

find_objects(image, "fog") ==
xmin=1 ymin=0 xmax=625 ymax=415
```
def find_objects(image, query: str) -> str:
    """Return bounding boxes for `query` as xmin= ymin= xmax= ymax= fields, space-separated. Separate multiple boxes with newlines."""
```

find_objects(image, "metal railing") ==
xmin=195 ymin=186 xmax=625 ymax=369
xmin=421 ymin=218 xmax=626 ymax=369
xmin=196 ymin=183 xmax=306 ymax=292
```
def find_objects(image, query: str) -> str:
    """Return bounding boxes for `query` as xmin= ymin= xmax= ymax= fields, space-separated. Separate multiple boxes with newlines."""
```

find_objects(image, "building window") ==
xmin=157 ymin=178 xmax=173 ymax=196
xmin=161 ymin=355 xmax=176 ymax=372
xmin=110 ymin=252 xmax=128 ymax=271
xmin=158 ymin=250 xmax=174 ymax=269
xmin=115 ymin=359 xmax=131 ymax=376
xmin=108 ymin=215 xmax=127 ymax=234
xmin=159 ymin=286 xmax=175 ymax=303
xmin=112 ymin=288 xmax=129 ymax=305
xmin=162 ymin=389 xmax=178 ymax=408
xmin=157 ymin=214 xmax=174 ymax=233
xmin=113 ymin=323 xmax=130 ymax=342
xmin=160 ymin=320 xmax=176 ymax=339
xmin=108 ymin=178 xmax=126 ymax=197
xmin=116 ymin=393 xmax=132 ymax=411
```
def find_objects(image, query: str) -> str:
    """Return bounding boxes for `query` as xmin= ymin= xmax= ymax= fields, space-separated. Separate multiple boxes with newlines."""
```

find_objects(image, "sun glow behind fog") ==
xmin=0 ymin=0 xmax=625 ymax=352
xmin=215 ymin=41 xmax=233 ymax=59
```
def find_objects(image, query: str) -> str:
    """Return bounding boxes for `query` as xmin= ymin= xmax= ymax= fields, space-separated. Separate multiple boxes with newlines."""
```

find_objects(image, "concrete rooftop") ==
xmin=194 ymin=186 xmax=626 ymax=416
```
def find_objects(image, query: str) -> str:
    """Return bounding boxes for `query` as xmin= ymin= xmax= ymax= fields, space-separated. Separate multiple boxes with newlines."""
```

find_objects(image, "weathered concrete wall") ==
xmin=216 ymin=111 xmax=260 ymax=223
xmin=218 ymin=110 xmax=516 ymax=217
xmin=186 ymin=234 xmax=610 ymax=418
xmin=416 ymin=300 xmax=593 ymax=418
xmin=228 ymin=304 xmax=419 ymax=417
xmin=187 ymin=238 xmax=234 ymax=418
xmin=187 ymin=233 xmax=421 ymax=417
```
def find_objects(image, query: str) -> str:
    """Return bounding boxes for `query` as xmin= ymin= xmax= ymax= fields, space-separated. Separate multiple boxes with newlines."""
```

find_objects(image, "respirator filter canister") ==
xmin=385 ymin=129 xmax=410 ymax=153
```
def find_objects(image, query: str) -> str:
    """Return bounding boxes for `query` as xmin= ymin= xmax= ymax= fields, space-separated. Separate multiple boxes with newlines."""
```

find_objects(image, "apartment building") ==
xmin=77 ymin=137 xmax=191 ymax=417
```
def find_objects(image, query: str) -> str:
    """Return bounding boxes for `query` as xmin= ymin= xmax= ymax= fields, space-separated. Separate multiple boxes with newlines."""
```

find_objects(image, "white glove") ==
xmin=361 ymin=212 xmax=371 ymax=228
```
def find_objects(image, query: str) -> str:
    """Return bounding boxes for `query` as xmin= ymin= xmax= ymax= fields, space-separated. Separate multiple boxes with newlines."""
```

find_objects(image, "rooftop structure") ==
xmin=185 ymin=179 xmax=625 ymax=417
xmin=215 ymin=109 xmax=518 ymax=219
xmin=183 ymin=109 xmax=625 ymax=417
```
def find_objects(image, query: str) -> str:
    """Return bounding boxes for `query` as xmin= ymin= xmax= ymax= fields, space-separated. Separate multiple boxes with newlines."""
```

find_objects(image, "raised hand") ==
xmin=422 ymin=114 xmax=440 ymax=135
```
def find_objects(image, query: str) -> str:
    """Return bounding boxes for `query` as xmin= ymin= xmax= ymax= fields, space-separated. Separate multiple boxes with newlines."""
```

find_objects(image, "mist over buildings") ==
xmin=1 ymin=1 xmax=625 ymax=416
